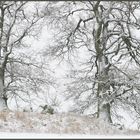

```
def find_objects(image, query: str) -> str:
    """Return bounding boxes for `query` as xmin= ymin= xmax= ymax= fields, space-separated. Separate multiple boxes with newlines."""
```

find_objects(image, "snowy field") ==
xmin=0 ymin=111 xmax=140 ymax=139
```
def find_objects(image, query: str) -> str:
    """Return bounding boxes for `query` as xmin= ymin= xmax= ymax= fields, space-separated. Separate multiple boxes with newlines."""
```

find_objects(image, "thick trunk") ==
xmin=98 ymin=103 xmax=112 ymax=123
xmin=94 ymin=5 xmax=112 ymax=123
xmin=0 ymin=97 xmax=7 ymax=111
xmin=0 ymin=68 xmax=8 ymax=111
xmin=0 ymin=5 xmax=8 ymax=111
xmin=97 ymin=56 xmax=112 ymax=123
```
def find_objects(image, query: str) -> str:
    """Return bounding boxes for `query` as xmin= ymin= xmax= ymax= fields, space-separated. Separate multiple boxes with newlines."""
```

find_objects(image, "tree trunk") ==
xmin=94 ymin=13 xmax=112 ymax=123
xmin=97 ymin=56 xmax=112 ymax=123
xmin=0 ymin=68 xmax=8 ymax=111
xmin=0 ymin=97 xmax=7 ymax=111
xmin=98 ymin=103 xmax=112 ymax=123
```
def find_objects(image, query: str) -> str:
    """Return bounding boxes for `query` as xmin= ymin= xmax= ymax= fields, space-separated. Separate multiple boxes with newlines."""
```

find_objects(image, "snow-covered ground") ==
xmin=0 ymin=111 xmax=140 ymax=138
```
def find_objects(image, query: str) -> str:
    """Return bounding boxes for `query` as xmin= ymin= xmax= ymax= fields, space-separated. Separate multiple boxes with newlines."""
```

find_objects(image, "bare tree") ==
xmin=44 ymin=1 xmax=140 ymax=124
xmin=0 ymin=1 xmax=52 ymax=111
xmin=6 ymin=52 xmax=55 ymax=110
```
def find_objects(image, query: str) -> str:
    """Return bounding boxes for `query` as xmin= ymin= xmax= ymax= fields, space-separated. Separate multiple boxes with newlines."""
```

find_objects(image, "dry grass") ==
xmin=15 ymin=111 xmax=28 ymax=121
xmin=0 ymin=111 xmax=140 ymax=135
xmin=0 ymin=111 xmax=10 ymax=121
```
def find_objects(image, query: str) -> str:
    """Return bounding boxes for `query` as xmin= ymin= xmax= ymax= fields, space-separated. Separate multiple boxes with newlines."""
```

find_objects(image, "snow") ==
xmin=0 ymin=132 xmax=140 ymax=139
xmin=0 ymin=111 xmax=140 ymax=138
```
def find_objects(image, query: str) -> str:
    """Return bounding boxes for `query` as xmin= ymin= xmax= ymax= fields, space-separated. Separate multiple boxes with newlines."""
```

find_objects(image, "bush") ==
xmin=40 ymin=105 xmax=54 ymax=114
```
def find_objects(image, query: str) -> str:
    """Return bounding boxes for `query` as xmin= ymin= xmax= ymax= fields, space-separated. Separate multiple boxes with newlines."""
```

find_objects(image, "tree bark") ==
xmin=99 ymin=103 xmax=112 ymax=123
xmin=0 ymin=67 xmax=8 ymax=111
xmin=95 ymin=21 xmax=112 ymax=123
xmin=97 ymin=57 xmax=112 ymax=123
